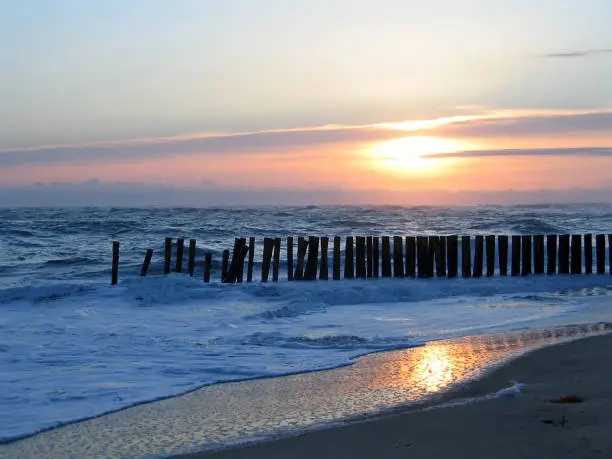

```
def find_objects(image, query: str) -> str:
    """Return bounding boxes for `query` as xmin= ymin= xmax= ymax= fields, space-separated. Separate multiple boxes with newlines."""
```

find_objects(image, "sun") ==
xmin=368 ymin=136 xmax=461 ymax=176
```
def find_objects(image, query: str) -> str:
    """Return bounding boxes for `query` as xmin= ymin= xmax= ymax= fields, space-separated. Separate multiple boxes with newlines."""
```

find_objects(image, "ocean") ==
xmin=2 ymin=204 xmax=612 ymax=445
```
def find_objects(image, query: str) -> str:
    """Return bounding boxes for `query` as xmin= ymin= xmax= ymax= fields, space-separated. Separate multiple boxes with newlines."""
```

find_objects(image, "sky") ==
xmin=1 ymin=0 xmax=612 ymax=206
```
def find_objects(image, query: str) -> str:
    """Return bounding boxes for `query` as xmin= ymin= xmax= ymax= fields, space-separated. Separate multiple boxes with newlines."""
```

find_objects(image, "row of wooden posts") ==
xmin=111 ymin=234 xmax=612 ymax=285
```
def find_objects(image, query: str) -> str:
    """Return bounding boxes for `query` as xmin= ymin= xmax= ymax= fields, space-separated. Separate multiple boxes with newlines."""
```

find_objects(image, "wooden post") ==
xmin=261 ymin=237 xmax=274 ymax=282
xmin=111 ymin=241 xmax=120 ymax=285
xmin=295 ymin=237 xmax=307 ymax=281
xmin=406 ymin=236 xmax=417 ymax=278
xmin=596 ymin=234 xmax=606 ymax=274
xmin=571 ymin=234 xmax=582 ymax=274
xmin=393 ymin=236 xmax=404 ymax=278
xmin=356 ymin=236 xmax=367 ymax=279
xmin=333 ymin=236 xmax=341 ymax=280
xmin=498 ymin=235 xmax=508 ymax=276
xmin=511 ymin=235 xmax=521 ymax=276
xmin=438 ymin=236 xmax=447 ymax=277
xmin=373 ymin=237 xmax=380 ymax=278
xmin=238 ymin=237 xmax=247 ymax=282
xmin=221 ymin=249 xmax=230 ymax=283
xmin=287 ymin=237 xmax=294 ymax=281
xmin=381 ymin=236 xmax=392 ymax=278
xmin=533 ymin=235 xmax=545 ymax=275
xmin=609 ymin=234 xmax=612 ymax=274
xmin=547 ymin=234 xmax=557 ymax=275
xmin=428 ymin=236 xmax=441 ymax=277
xmin=204 ymin=253 xmax=212 ymax=283
xmin=140 ymin=248 xmax=153 ymax=277
xmin=558 ymin=234 xmax=570 ymax=274
xmin=584 ymin=234 xmax=593 ymax=274
xmin=272 ymin=237 xmax=281 ymax=282
xmin=305 ymin=236 xmax=320 ymax=281
xmin=320 ymin=237 xmax=329 ymax=280
xmin=226 ymin=238 xmax=241 ymax=284
xmin=247 ymin=237 xmax=255 ymax=282
xmin=461 ymin=236 xmax=471 ymax=278
xmin=446 ymin=235 xmax=458 ymax=278
xmin=366 ymin=236 xmax=373 ymax=278
xmin=175 ymin=238 xmax=184 ymax=273
xmin=485 ymin=235 xmax=495 ymax=277
xmin=521 ymin=235 xmax=532 ymax=276
xmin=164 ymin=237 xmax=172 ymax=275
xmin=416 ymin=236 xmax=431 ymax=278
xmin=344 ymin=236 xmax=354 ymax=279
xmin=473 ymin=235 xmax=484 ymax=278
xmin=226 ymin=238 xmax=249 ymax=284
xmin=187 ymin=239 xmax=196 ymax=277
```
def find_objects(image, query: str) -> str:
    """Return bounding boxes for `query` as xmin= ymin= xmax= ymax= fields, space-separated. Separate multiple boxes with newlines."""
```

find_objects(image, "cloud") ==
xmin=0 ymin=125 xmax=399 ymax=167
xmin=422 ymin=147 xmax=612 ymax=159
xmin=541 ymin=48 xmax=612 ymax=59
xmin=434 ymin=111 xmax=612 ymax=137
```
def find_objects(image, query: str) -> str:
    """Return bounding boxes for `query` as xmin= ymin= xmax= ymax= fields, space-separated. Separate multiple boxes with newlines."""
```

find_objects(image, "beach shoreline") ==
xmin=172 ymin=331 xmax=612 ymax=459
xmin=3 ymin=324 xmax=611 ymax=459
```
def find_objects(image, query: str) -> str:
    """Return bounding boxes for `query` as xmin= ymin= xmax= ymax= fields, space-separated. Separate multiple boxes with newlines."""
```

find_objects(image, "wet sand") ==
xmin=175 ymin=332 xmax=612 ymax=459
xmin=3 ymin=324 xmax=610 ymax=459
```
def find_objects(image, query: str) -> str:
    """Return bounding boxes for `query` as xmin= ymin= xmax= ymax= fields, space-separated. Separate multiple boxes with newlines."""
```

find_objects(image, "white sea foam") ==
xmin=2 ymin=273 xmax=612 ymax=442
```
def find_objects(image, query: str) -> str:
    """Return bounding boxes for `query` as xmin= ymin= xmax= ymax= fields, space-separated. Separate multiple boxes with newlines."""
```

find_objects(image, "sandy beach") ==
xmin=175 ymin=332 xmax=612 ymax=459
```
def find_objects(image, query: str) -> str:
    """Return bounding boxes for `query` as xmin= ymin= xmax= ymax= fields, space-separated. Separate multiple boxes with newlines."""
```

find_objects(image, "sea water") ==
xmin=2 ymin=204 xmax=612 ymax=443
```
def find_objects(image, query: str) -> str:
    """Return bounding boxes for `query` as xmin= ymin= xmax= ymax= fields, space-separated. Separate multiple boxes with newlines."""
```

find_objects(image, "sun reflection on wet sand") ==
xmin=5 ymin=324 xmax=611 ymax=459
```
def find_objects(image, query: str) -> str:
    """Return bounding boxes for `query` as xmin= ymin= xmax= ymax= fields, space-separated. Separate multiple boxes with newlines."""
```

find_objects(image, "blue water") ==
xmin=2 ymin=204 xmax=612 ymax=443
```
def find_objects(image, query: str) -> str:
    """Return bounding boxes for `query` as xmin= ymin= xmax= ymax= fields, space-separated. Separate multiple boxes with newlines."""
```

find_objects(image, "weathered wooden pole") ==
xmin=175 ymin=238 xmax=184 ymax=273
xmin=485 ymin=235 xmax=495 ymax=277
xmin=438 ymin=236 xmax=447 ymax=277
xmin=261 ymin=237 xmax=274 ymax=282
xmin=187 ymin=239 xmax=196 ymax=277
xmin=295 ymin=237 xmax=307 ymax=281
xmin=287 ymin=237 xmax=294 ymax=281
xmin=366 ymin=236 xmax=373 ymax=278
xmin=238 ymin=237 xmax=247 ymax=282
xmin=333 ymin=236 xmax=341 ymax=280
xmin=498 ymin=235 xmax=508 ymax=276
xmin=381 ymin=236 xmax=392 ymax=278
xmin=547 ymin=234 xmax=557 ymax=275
xmin=533 ymin=235 xmax=545 ymax=275
xmin=320 ymin=236 xmax=329 ymax=280
xmin=429 ymin=236 xmax=441 ymax=277
xmin=372 ymin=237 xmax=380 ymax=278
xmin=272 ymin=237 xmax=281 ymax=282
xmin=596 ymin=234 xmax=606 ymax=274
xmin=511 ymin=235 xmax=521 ymax=276
xmin=164 ymin=237 xmax=172 ymax=275
xmin=521 ymin=235 xmax=532 ymax=276
xmin=140 ymin=248 xmax=153 ymax=277
xmin=406 ymin=236 xmax=417 ymax=278
xmin=570 ymin=234 xmax=582 ymax=274
xmin=247 ymin=237 xmax=255 ymax=282
xmin=221 ymin=249 xmax=230 ymax=283
xmin=609 ymin=234 xmax=612 ymax=274
xmin=203 ymin=252 xmax=212 ymax=283
xmin=393 ymin=236 xmax=404 ymax=278
xmin=558 ymin=234 xmax=570 ymax=274
xmin=461 ymin=236 xmax=471 ymax=278
xmin=584 ymin=234 xmax=593 ymax=274
xmin=473 ymin=235 xmax=484 ymax=278
xmin=344 ymin=236 xmax=355 ymax=279
xmin=305 ymin=236 xmax=320 ymax=281
xmin=111 ymin=241 xmax=120 ymax=285
xmin=356 ymin=236 xmax=367 ymax=279
xmin=447 ymin=235 xmax=458 ymax=278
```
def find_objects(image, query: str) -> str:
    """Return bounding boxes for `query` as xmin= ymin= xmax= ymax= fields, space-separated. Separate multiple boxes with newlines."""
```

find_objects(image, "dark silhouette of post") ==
xmin=187 ymin=239 xmax=196 ymax=277
xmin=164 ymin=237 xmax=172 ymax=275
xmin=498 ymin=235 xmax=508 ymax=276
xmin=140 ymin=249 xmax=153 ymax=277
xmin=175 ymin=238 xmax=184 ymax=273
xmin=111 ymin=241 xmax=120 ymax=285
xmin=547 ymin=234 xmax=557 ymax=275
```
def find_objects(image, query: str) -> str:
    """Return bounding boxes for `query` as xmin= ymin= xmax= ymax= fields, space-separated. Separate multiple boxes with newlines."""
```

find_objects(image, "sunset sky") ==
xmin=2 ymin=0 xmax=612 ymax=205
